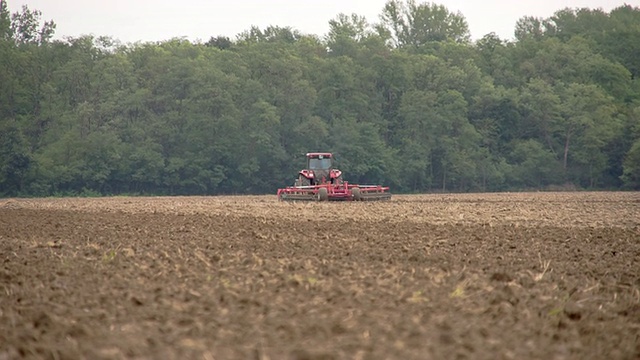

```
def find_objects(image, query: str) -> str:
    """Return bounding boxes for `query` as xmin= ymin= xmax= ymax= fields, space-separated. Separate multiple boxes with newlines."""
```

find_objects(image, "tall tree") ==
xmin=378 ymin=0 xmax=470 ymax=48
xmin=621 ymin=139 xmax=640 ymax=189
xmin=508 ymin=139 xmax=562 ymax=188
xmin=514 ymin=16 xmax=549 ymax=41
xmin=557 ymin=83 xmax=616 ymax=175
xmin=9 ymin=4 xmax=55 ymax=44
xmin=326 ymin=13 xmax=373 ymax=57
xmin=519 ymin=78 xmax=562 ymax=155
xmin=0 ymin=121 xmax=31 ymax=195
xmin=0 ymin=0 xmax=11 ymax=41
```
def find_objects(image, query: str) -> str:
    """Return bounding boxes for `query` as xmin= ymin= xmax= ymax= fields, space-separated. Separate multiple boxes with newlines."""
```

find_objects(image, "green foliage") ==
xmin=327 ymin=13 xmax=374 ymax=58
xmin=1 ymin=0 xmax=639 ymax=196
xmin=8 ymin=4 xmax=55 ymax=44
xmin=0 ymin=0 xmax=11 ymax=41
xmin=621 ymin=139 xmax=640 ymax=189
xmin=379 ymin=0 xmax=470 ymax=48
xmin=0 ymin=121 xmax=31 ymax=195
xmin=508 ymin=139 xmax=562 ymax=188
xmin=620 ymin=106 xmax=640 ymax=189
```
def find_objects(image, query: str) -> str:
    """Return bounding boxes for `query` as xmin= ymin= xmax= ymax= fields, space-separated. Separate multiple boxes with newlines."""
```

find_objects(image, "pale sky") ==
xmin=7 ymin=0 xmax=638 ymax=44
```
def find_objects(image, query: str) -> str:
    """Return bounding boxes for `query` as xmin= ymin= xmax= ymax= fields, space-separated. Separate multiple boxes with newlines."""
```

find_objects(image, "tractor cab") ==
xmin=307 ymin=153 xmax=333 ymax=170
xmin=297 ymin=152 xmax=342 ymax=186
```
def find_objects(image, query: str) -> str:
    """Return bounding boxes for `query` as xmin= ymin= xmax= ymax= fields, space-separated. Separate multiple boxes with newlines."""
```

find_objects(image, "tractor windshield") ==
xmin=308 ymin=157 xmax=332 ymax=170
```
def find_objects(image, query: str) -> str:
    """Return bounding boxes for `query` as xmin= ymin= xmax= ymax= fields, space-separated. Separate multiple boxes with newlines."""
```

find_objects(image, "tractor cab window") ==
xmin=308 ymin=157 xmax=332 ymax=170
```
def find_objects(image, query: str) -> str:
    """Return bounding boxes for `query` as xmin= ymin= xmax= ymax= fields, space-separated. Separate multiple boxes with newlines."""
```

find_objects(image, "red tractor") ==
xmin=277 ymin=152 xmax=391 ymax=201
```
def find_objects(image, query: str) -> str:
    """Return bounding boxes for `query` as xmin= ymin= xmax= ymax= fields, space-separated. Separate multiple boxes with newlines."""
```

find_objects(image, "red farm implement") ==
xmin=277 ymin=152 xmax=391 ymax=201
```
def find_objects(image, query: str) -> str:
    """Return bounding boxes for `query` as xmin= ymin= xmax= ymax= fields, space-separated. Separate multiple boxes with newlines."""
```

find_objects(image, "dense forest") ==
xmin=1 ymin=0 xmax=639 ymax=196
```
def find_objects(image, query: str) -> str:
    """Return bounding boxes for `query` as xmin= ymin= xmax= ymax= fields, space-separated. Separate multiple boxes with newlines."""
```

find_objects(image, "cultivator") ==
xmin=277 ymin=153 xmax=391 ymax=202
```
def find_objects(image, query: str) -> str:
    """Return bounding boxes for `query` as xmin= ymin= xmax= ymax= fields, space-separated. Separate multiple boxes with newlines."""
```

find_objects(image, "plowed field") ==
xmin=1 ymin=192 xmax=639 ymax=359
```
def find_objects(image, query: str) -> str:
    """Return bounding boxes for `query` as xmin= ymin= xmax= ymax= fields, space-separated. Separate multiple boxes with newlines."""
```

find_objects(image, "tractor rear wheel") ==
xmin=296 ymin=175 xmax=311 ymax=187
xmin=317 ymin=188 xmax=329 ymax=201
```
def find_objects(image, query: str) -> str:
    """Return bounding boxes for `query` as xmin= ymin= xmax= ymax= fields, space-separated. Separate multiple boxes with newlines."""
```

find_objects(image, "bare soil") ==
xmin=1 ymin=192 xmax=639 ymax=359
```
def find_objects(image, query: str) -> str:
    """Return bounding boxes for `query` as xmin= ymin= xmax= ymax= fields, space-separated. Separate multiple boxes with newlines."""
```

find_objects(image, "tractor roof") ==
xmin=306 ymin=152 xmax=333 ymax=158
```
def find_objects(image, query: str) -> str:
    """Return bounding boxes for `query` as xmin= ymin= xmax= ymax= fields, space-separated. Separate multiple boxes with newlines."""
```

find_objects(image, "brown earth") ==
xmin=0 ymin=192 xmax=639 ymax=360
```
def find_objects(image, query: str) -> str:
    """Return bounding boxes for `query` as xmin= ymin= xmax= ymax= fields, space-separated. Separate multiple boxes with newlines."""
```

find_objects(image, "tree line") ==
xmin=1 ymin=0 xmax=639 ymax=196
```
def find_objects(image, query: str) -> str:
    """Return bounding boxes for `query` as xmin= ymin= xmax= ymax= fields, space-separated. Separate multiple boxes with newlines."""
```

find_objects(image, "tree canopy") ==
xmin=1 ymin=0 xmax=639 ymax=196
